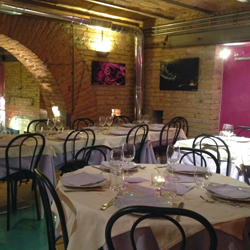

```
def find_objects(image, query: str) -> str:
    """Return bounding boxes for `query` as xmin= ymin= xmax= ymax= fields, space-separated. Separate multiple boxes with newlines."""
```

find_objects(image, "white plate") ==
xmin=173 ymin=164 xmax=206 ymax=175
xmin=231 ymin=136 xmax=250 ymax=143
xmin=61 ymin=177 xmax=106 ymax=188
xmin=205 ymin=184 xmax=250 ymax=201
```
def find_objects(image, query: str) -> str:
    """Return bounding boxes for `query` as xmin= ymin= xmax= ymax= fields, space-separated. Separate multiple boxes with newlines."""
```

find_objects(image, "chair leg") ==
xmin=11 ymin=181 xmax=17 ymax=211
xmin=33 ymin=178 xmax=41 ymax=220
xmin=7 ymin=181 xmax=11 ymax=231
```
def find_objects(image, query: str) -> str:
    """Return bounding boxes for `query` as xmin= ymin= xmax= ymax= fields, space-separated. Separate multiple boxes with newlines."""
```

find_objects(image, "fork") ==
xmin=200 ymin=195 xmax=243 ymax=208
xmin=101 ymin=190 xmax=123 ymax=210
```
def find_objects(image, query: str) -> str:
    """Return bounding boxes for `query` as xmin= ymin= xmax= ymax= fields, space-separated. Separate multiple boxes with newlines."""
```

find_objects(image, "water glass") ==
xmin=109 ymin=168 xmax=124 ymax=191
xmin=160 ymin=174 xmax=179 ymax=199
xmin=222 ymin=124 xmax=234 ymax=140
xmin=166 ymin=144 xmax=180 ymax=172
xmin=156 ymin=155 xmax=168 ymax=174
xmin=194 ymin=167 xmax=211 ymax=188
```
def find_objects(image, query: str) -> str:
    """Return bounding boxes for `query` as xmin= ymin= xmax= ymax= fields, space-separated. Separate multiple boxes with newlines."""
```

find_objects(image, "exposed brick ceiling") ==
xmin=1 ymin=0 xmax=250 ymax=27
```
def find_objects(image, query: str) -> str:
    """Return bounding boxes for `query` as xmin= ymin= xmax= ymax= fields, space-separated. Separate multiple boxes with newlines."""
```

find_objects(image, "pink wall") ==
xmin=220 ymin=45 xmax=250 ymax=131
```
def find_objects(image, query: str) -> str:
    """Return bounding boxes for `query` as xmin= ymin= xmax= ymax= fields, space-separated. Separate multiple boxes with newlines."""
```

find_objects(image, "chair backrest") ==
xmin=156 ymin=120 xmax=181 ymax=156
xmin=5 ymin=133 xmax=46 ymax=177
xmin=192 ymin=134 xmax=230 ymax=175
xmin=75 ymin=145 xmax=112 ymax=166
xmin=61 ymin=129 xmax=95 ymax=174
xmin=26 ymin=119 xmax=48 ymax=132
xmin=234 ymin=126 xmax=250 ymax=136
xmin=179 ymin=147 xmax=220 ymax=173
xmin=105 ymin=206 xmax=217 ymax=250
xmin=168 ymin=116 xmax=189 ymax=137
xmin=35 ymin=168 xmax=69 ymax=250
xmin=241 ymin=165 xmax=250 ymax=185
xmin=126 ymin=124 xmax=149 ymax=163
xmin=113 ymin=116 xmax=132 ymax=125
xmin=71 ymin=118 xmax=95 ymax=129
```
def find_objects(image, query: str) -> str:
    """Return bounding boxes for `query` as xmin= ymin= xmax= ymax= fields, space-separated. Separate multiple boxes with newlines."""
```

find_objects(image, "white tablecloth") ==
xmin=54 ymin=165 xmax=250 ymax=250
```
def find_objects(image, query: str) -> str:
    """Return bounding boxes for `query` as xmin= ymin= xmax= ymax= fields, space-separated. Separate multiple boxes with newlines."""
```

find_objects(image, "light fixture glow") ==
xmin=219 ymin=48 xmax=231 ymax=59
xmin=52 ymin=106 xmax=60 ymax=117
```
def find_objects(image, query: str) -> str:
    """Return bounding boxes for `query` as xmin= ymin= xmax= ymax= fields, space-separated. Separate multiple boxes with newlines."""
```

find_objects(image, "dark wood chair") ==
xmin=241 ymin=165 xmax=250 ymax=185
xmin=26 ymin=119 xmax=48 ymax=132
xmin=71 ymin=118 xmax=95 ymax=129
xmin=179 ymin=147 xmax=220 ymax=173
xmin=126 ymin=124 xmax=149 ymax=163
xmin=35 ymin=168 xmax=69 ymax=250
xmin=0 ymin=133 xmax=45 ymax=230
xmin=192 ymin=134 xmax=230 ymax=175
xmin=59 ymin=129 xmax=95 ymax=175
xmin=113 ymin=116 xmax=132 ymax=125
xmin=234 ymin=126 xmax=250 ymax=137
xmin=105 ymin=206 xmax=217 ymax=250
xmin=168 ymin=116 xmax=189 ymax=137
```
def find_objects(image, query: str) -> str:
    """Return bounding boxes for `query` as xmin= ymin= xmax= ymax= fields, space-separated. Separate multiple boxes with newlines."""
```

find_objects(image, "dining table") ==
xmin=53 ymin=164 xmax=250 ymax=250
xmin=176 ymin=135 xmax=250 ymax=183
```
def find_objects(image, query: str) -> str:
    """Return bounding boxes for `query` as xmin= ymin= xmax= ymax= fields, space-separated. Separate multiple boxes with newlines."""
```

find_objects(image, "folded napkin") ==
xmin=162 ymin=183 xmax=194 ymax=196
xmin=60 ymin=171 xmax=105 ymax=187
xmin=205 ymin=184 xmax=250 ymax=199
xmin=118 ymin=194 xmax=165 ymax=208
xmin=176 ymin=175 xmax=196 ymax=183
xmin=173 ymin=164 xmax=206 ymax=174
xmin=101 ymin=161 xmax=138 ymax=170
xmin=125 ymin=177 xmax=149 ymax=183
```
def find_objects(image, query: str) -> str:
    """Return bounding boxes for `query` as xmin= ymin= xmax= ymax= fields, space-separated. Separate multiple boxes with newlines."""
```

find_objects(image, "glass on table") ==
xmin=222 ymin=124 xmax=234 ymax=140
xmin=166 ymin=144 xmax=180 ymax=173
xmin=99 ymin=116 xmax=107 ymax=129
xmin=156 ymin=155 xmax=168 ymax=174
xmin=106 ymin=116 xmax=113 ymax=129
xmin=194 ymin=167 xmax=211 ymax=188
xmin=122 ymin=143 xmax=135 ymax=175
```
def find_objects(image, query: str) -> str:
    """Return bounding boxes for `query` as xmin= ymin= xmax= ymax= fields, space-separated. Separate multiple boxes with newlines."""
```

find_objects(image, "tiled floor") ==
xmin=0 ymin=176 xmax=59 ymax=250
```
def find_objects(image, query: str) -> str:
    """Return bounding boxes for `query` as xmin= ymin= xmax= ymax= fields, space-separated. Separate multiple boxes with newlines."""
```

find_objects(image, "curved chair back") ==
xmin=168 ymin=116 xmax=189 ymax=137
xmin=71 ymin=118 xmax=95 ymax=129
xmin=75 ymin=145 xmax=112 ymax=166
xmin=192 ymin=134 xmax=230 ymax=175
xmin=241 ymin=165 xmax=250 ymax=185
xmin=126 ymin=124 xmax=148 ymax=163
xmin=26 ymin=119 xmax=48 ymax=132
xmin=154 ymin=120 xmax=181 ymax=157
xmin=179 ymin=147 xmax=220 ymax=173
xmin=113 ymin=116 xmax=132 ymax=125
xmin=234 ymin=126 xmax=250 ymax=136
xmin=60 ymin=129 xmax=95 ymax=175
xmin=35 ymin=168 xmax=69 ymax=250
xmin=4 ymin=133 xmax=45 ymax=230
xmin=105 ymin=206 xmax=217 ymax=250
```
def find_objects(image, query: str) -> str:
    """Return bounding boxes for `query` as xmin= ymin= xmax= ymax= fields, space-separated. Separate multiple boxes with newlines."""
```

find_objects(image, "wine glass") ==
xmin=222 ymin=124 xmax=234 ymax=141
xmin=99 ymin=116 xmax=106 ymax=129
xmin=122 ymin=143 xmax=135 ymax=175
xmin=166 ymin=144 xmax=180 ymax=173
xmin=194 ymin=167 xmax=211 ymax=188
xmin=106 ymin=116 xmax=113 ymax=129
xmin=143 ymin=114 xmax=150 ymax=124
xmin=55 ymin=118 xmax=63 ymax=132
xmin=109 ymin=150 xmax=124 ymax=191
xmin=47 ymin=118 xmax=56 ymax=132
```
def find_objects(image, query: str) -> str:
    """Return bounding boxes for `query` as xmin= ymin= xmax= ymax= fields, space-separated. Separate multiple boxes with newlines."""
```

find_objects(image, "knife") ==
xmin=175 ymin=202 xmax=184 ymax=222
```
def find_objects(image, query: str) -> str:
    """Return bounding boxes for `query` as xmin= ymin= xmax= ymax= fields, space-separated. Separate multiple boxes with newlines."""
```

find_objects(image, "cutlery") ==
xmin=174 ymin=202 xmax=184 ymax=222
xmin=200 ymin=195 xmax=243 ymax=208
xmin=101 ymin=190 xmax=123 ymax=210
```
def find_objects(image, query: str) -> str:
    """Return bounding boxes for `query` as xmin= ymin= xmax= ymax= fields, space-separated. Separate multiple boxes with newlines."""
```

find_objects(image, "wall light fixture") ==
xmin=96 ymin=30 xmax=111 ymax=57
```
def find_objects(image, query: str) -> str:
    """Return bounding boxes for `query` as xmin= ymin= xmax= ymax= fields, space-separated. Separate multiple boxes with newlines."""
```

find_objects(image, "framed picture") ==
xmin=159 ymin=58 xmax=199 ymax=91
xmin=91 ymin=61 xmax=126 ymax=86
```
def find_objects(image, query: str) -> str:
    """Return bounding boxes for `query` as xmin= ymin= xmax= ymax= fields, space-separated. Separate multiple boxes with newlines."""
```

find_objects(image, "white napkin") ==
xmin=173 ymin=163 xmax=206 ymax=174
xmin=125 ymin=177 xmax=149 ymax=183
xmin=205 ymin=184 xmax=250 ymax=199
xmin=162 ymin=183 xmax=194 ymax=196
xmin=60 ymin=171 xmax=105 ymax=187
xmin=101 ymin=161 xmax=138 ymax=170
xmin=118 ymin=195 xmax=165 ymax=208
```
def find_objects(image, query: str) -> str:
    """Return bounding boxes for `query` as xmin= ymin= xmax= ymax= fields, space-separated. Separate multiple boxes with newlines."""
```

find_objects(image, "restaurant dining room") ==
xmin=0 ymin=0 xmax=250 ymax=250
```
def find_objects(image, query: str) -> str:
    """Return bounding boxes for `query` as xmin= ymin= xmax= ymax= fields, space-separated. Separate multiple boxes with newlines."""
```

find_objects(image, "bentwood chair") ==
xmin=105 ymin=206 xmax=217 ymax=250
xmin=75 ymin=145 xmax=112 ymax=167
xmin=234 ymin=126 xmax=250 ymax=136
xmin=113 ymin=116 xmax=132 ymax=125
xmin=126 ymin=124 xmax=149 ymax=163
xmin=35 ymin=168 xmax=69 ymax=250
xmin=71 ymin=118 xmax=95 ymax=129
xmin=59 ymin=129 xmax=95 ymax=175
xmin=192 ymin=134 xmax=230 ymax=175
xmin=0 ymin=133 xmax=45 ymax=230
xmin=153 ymin=120 xmax=181 ymax=158
xmin=241 ymin=165 xmax=250 ymax=185
xmin=168 ymin=116 xmax=189 ymax=137
xmin=26 ymin=119 xmax=48 ymax=132
xmin=179 ymin=147 xmax=220 ymax=173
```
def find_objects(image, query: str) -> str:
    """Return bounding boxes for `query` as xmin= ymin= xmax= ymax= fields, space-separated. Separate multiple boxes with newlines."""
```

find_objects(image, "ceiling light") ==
xmin=219 ymin=48 xmax=230 ymax=59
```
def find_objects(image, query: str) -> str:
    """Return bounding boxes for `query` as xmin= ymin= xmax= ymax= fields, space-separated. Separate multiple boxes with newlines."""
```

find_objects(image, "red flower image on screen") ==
xmin=91 ymin=61 xmax=126 ymax=85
